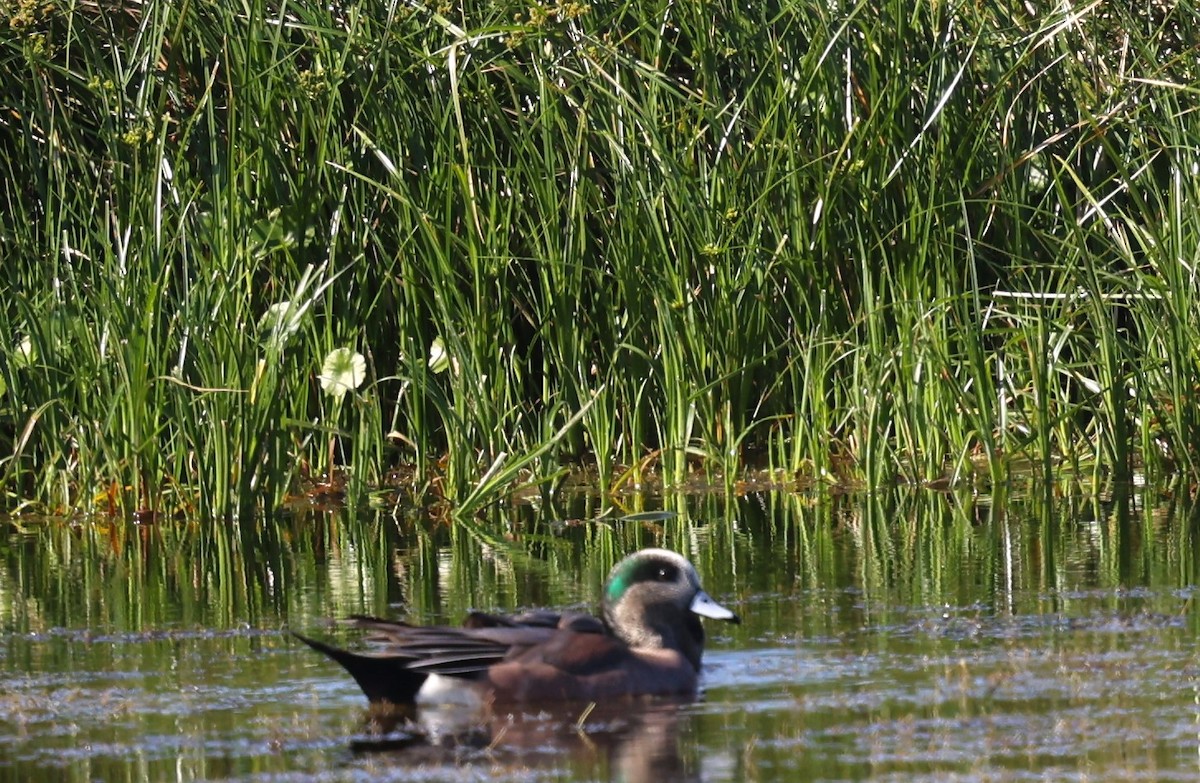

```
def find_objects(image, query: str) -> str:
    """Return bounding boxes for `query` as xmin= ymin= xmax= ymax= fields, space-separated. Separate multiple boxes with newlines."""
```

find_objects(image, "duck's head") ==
xmin=601 ymin=548 xmax=740 ymax=671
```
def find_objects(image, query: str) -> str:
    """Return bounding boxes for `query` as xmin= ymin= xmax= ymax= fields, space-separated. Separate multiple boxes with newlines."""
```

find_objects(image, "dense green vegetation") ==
xmin=1 ymin=0 xmax=1197 ymax=516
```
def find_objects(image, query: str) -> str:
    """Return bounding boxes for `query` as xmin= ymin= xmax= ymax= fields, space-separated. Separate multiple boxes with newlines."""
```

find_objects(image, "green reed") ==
xmin=0 ymin=0 xmax=1197 ymax=515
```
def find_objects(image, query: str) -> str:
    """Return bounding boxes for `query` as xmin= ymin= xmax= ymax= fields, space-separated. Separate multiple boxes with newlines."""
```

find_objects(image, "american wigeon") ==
xmin=296 ymin=548 xmax=740 ymax=705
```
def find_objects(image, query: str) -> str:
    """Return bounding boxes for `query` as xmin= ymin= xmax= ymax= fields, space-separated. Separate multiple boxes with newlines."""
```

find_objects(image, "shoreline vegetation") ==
xmin=1 ymin=0 xmax=1197 ymax=517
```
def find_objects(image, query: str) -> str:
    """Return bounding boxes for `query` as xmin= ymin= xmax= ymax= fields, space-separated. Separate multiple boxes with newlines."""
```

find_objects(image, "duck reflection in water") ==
xmin=352 ymin=698 xmax=699 ymax=782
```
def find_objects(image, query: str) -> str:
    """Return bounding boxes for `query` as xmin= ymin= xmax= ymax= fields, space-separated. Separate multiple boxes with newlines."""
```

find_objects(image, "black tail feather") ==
xmin=293 ymin=632 xmax=427 ymax=705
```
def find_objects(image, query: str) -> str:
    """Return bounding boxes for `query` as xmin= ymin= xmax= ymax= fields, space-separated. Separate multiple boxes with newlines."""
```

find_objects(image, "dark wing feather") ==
xmin=297 ymin=608 xmax=617 ymax=703
xmin=462 ymin=609 xmax=606 ymax=632
xmin=293 ymin=632 xmax=428 ymax=704
xmin=330 ymin=612 xmax=601 ymax=676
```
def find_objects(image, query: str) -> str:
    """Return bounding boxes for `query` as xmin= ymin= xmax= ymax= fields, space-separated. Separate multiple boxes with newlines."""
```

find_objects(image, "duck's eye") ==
xmin=632 ymin=560 xmax=680 ymax=585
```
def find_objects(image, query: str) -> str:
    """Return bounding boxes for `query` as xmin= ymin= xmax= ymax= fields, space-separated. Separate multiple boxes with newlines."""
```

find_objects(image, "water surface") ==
xmin=2 ymin=489 xmax=1199 ymax=780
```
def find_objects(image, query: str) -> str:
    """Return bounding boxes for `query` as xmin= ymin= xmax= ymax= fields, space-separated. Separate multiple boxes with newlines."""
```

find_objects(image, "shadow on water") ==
xmin=2 ymin=486 xmax=1200 ymax=781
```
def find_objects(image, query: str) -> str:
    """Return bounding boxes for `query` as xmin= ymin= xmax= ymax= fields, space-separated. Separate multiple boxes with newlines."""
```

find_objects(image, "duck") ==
xmin=295 ymin=548 xmax=740 ymax=706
